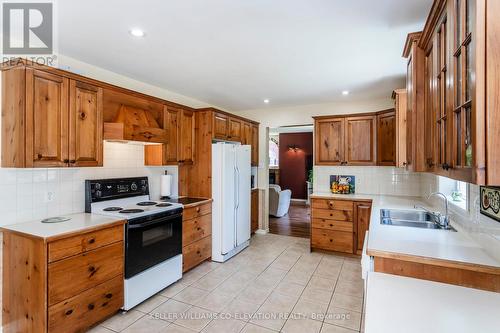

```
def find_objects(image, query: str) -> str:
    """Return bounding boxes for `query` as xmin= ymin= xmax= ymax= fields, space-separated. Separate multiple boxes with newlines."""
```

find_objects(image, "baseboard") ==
xmin=255 ymin=229 xmax=268 ymax=234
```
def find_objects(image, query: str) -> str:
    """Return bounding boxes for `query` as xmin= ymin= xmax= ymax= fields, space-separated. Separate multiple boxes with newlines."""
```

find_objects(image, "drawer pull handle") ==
xmin=197 ymin=227 xmax=201 ymax=231
xmin=329 ymin=224 xmax=333 ymax=227
xmin=196 ymin=207 xmax=200 ymax=212
xmin=89 ymin=266 xmax=96 ymax=272
xmin=88 ymin=238 xmax=96 ymax=244
xmin=88 ymin=303 xmax=95 ymax=310
xmin=330 ymin=213 xmax=333 ymax=217
xmin=102 ymin=302 xmax=109 ymax=307
xmin=105 ymin=293 xmax=113 ymax=299
xmin=65 ymin=309 xmax=73 ymax=316
xmin=88 ymin=265 xmax=99 ymax=277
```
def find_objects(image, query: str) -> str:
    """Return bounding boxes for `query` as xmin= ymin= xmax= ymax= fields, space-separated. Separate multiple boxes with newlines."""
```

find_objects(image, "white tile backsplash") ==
xmin=313 ymin=166 xmax=422 ymax=196
xmin=0 ymin=141 xmax=178 ymax=226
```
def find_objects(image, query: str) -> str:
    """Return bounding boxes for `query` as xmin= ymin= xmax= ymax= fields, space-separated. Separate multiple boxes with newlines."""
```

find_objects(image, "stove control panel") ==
xmin=85 ymin=177 xmax=150 ymax=211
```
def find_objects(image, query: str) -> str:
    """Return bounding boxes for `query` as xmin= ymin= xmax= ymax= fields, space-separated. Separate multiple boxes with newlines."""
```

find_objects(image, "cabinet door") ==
xmin=69 ymin=80 xmax=103 ymax=167
xmin=213 ymin=112 xmax=229 ymax=139
xmin=406 ymin=55 xmax=414 ymax=169
xmin=164 ymin=106 xmax=179 ymax=164
xmin=393 ymin=89 xmax=408 ymax=167
xmin=315 ymin=118 xmax=344 ymax=165
xmin=251 ymin=124 xmax=259 ymax=166
xmin=377 ymin=110 xmax=396 ymax=166
xmin=178 ymin=109 xmax=195 ymax=164
xmin=242 ymin=122 xmax=251 ymax=145
xmin=251 ymin=189 xmax=259 ymax=233
xmin=345 ymin=116 xmax=376 ymax=165
xmin=25 ymin=68 xmax=69 ymax=167
xmin=228 ymin=117 xmax=242 ymax=141
xmin=355 ymin=202 xmax=372 ymax=254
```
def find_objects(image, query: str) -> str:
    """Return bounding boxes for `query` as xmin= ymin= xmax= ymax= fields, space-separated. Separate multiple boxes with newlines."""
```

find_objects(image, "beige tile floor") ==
xmin=91 ymin=233 xmax=365 ymax=333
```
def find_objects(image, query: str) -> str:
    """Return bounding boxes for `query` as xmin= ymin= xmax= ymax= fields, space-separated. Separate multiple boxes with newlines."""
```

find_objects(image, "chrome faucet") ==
xmin=414 ymin=192 xmax=450 ymax=229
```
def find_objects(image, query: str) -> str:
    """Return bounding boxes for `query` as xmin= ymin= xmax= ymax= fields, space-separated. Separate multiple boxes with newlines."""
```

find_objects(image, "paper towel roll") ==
xmin=160 ymin=174 xmax=172 ymax=197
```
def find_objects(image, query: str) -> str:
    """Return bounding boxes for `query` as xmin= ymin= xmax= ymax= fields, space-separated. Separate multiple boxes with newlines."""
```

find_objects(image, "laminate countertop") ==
xmin=311 ymin=193 xmax=500 ymax=269
xmin=365 ymin=272 xmax=500 ymax=333
xmin=0 ymin=213 xmax=125 ymax=241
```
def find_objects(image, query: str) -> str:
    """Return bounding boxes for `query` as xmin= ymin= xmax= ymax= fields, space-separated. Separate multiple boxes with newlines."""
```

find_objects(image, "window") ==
xmin=438 ymin=176 xmax=468 ymax=211
xmin=269 ymin=137 xmax=279 ymax=167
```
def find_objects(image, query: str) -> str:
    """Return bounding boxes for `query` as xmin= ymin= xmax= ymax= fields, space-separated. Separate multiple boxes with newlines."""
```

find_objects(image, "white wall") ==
xmin=314 ymin=166 xmax=422 ymax=197
xmin=0 ymin=142 xmax=178 ymax=226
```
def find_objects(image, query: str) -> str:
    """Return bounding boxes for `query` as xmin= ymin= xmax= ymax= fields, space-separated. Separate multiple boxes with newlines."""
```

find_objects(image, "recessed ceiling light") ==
xmin=264 ymin=99 xmax=270 ymax=104
xmin=129 ymin=28 xmax=145 ymax=37
xmin=342 ymin=90 xmax=350 ymax=96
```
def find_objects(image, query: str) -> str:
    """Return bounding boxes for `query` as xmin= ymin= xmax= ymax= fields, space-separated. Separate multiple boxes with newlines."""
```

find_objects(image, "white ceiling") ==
xmin=58 ymin=0 xmax=432 ymax=111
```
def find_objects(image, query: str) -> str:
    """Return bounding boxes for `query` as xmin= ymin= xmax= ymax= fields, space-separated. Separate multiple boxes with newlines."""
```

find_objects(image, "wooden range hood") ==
xmin=104 ymin=105 xmax=167 ymax=143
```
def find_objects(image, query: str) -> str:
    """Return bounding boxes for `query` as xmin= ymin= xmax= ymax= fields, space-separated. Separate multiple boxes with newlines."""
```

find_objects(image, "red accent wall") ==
xmin=279 ymin=132 xmax=313 ymax=199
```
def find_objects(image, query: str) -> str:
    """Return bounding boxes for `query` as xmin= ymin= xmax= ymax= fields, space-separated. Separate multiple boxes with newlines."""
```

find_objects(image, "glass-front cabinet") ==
xmin=404 ymin=0 xmax=500 ymax=185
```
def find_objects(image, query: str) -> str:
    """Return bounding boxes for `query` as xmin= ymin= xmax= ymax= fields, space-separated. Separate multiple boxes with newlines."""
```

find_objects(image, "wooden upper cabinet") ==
xmin=242 ymin=122 xmax=251 ymax=145
xmin=404 ymin=32 xmax=426 ymax=172
xmin=178 ymin=108 xmax=195 ymax=164
xmin=68 ymin=80 xmax=103 ymax=167
xmin=213 ymin=112 xmax=229 ymax=140
xmin=376 ymin=109 xmax=396 ymax=166
xmin=164 ymin=106 xmax=179 ymax=164
xmin=315 ymin=118 xmax=345 ymax=165
xmin=251 ymin=124 xmax=259 ymax=166
xmin=393 ymin=89 xmax=408 ymax=168
xmin=345 ymin=115 xmax=376 ymax=165
xmin=26 ymin=68 xmax=69 ymax=168
xmin=228 ymin=117 xmax=242 ymax=141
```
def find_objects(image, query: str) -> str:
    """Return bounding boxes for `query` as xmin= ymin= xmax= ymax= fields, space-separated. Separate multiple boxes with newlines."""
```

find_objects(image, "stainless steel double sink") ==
xmin=380 ymin=209 xmax=456 ymax=231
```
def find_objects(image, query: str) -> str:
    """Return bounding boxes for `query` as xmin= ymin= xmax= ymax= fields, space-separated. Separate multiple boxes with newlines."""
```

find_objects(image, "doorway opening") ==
xmin=268 ymin=125 xmax=313 ymax=238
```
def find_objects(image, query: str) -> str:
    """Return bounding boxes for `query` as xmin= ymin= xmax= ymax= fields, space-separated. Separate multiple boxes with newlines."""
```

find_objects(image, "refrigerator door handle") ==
xmin=234 ymin=164 xmax=238 ymax=248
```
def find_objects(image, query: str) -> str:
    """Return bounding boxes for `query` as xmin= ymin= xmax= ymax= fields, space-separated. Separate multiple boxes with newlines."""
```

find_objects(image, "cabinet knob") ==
xmin=329 ymin=239 xmax=333 ymax=242
xmin=196 ymin=207 xmax=200 ymax=212
xmin=63 ymin=159 xmax=69 ymax=163
xmin=65 ymin=309 xmax=73 ymax=316
xmin=197 ymin=227 xmax=201 ymax=231
xmin=36 ymin=153 xmax=43 ymax=160
xmin=105 ymin=293 xmax=113 ymax=299
xmin=88 ymin=238 xmax=96 ymax=244
xmin=88 ymin=266 xmax=95 ymax=272
xmin=69 ymin=160 xmax=76 ymax=164
xmin=79 ymin=112 xmax=87 ymax=120
xmin=88 ymin=303 xmax=95 ymax=310
xmin=196 ymin=250 xmax=201 ymax=255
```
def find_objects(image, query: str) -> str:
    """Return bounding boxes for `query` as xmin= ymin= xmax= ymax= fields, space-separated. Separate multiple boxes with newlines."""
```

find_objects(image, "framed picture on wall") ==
xmin=480 ymin=186 xmax=500 ymax=223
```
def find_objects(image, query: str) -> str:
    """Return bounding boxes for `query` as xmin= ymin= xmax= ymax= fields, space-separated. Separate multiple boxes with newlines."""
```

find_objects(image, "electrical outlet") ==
xmin=45 ymin=191 xmax=55 ymax=202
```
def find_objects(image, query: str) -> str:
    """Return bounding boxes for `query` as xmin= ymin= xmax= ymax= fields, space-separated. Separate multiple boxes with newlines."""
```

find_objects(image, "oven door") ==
xmin=125 ymin=211 xmax=182 ymax=279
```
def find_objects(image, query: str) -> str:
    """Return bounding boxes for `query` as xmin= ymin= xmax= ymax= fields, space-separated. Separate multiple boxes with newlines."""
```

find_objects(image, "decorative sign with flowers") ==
xmin=480 ymin=186 xmax=500 ymax=222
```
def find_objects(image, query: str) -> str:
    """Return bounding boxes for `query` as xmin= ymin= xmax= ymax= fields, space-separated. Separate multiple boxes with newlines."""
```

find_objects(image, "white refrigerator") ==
xmin=211 ymin=142 xmax=251 ymax=262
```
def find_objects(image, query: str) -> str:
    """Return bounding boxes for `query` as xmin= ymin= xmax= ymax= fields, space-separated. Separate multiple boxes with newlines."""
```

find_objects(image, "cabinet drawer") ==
xmin=312 ymin=218 xmax=353 ymax=232
xmin=312 ymin=208 xmax=353 ymax=221
xmin=48 ymin=224 xmax=124 ymax=263
xmin=48 ymin=276 xmax=123 ymax=333
xmin=183 ymin=202 xmax=211 ymax=220
xmin=311 ymin=228 xmax=353 ymax=253
xmin=48 ymin=242 xmax=124 ymax=306
xmin=312 ymin=199 xmax=353 ymax=211
xmin=183 ymin=214 xmax=212 ymax=246
xmin=183 ymin=236 xmax=211 ymax=273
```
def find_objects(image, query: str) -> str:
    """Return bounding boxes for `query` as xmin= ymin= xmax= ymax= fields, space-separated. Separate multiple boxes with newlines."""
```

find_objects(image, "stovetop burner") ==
xmin=156 ymin=203 xmax=173 ymax=207
xmin=137 ymin=201 xmax=157 ymax=206
xmin=120 ymin=209 xmax=145 ymax=214
xmin=103 ymin=207 xmax=123 ymax=211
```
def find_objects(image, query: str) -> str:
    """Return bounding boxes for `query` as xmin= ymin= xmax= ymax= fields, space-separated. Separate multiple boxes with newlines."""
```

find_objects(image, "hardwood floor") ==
xmin=269 ymin=203 xmax=311 ymax=238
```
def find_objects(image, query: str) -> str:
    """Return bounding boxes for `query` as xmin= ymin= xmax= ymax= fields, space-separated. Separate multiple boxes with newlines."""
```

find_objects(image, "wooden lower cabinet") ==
xmin=310 ymin=198 xmax=372 ymax=255
xmin=182 ymin=201 xmax=212 ymax=272
xmin=2 ymin=221 xmax=125 ymax=333
xmin=251 ymin=189 xmax=259 ymax=233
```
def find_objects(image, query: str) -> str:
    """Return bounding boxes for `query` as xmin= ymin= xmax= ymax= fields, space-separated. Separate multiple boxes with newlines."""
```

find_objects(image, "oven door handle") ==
xmin=127 ymin=213 xmax=182 ymax=229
